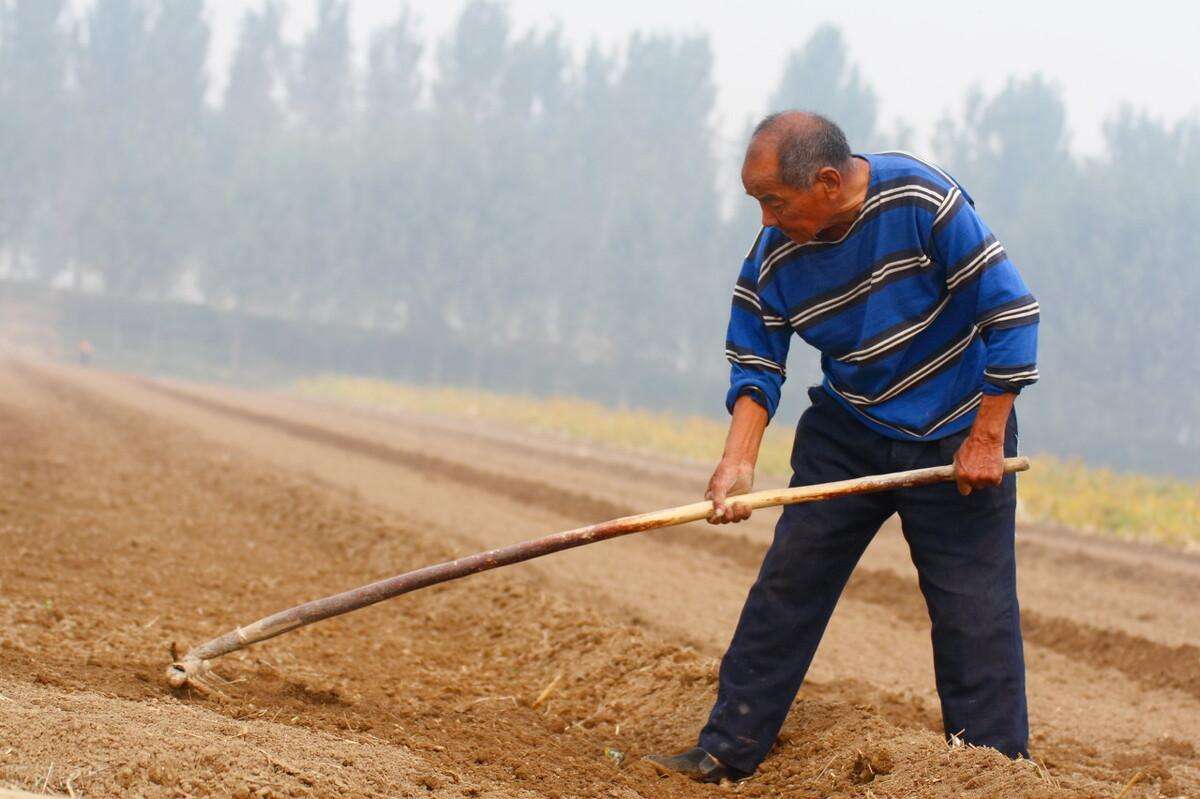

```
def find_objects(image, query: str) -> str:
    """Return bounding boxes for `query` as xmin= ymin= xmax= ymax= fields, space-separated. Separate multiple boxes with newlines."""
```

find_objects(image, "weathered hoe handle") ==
xmin=166 ymin=456 xmax=1031 ymax=687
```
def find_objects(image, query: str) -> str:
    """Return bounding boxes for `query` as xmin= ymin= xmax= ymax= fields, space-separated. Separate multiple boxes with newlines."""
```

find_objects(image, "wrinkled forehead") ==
xmin=741 ymin=137 xmax=781 ymax=194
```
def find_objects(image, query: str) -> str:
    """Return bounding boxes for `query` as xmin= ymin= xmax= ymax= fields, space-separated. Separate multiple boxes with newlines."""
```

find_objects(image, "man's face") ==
xmin=741 ymin=143 xmax=839 ymax=245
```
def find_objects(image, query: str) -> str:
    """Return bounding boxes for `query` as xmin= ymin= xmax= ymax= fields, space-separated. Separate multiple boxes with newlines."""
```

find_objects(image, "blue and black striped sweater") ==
xmin=726 ymin=151 xmax=1039 ymax=441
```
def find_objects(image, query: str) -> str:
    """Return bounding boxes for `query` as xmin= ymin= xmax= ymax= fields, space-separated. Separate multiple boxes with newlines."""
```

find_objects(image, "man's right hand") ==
xmin=706 ymin=458 xmax=755 ymax=524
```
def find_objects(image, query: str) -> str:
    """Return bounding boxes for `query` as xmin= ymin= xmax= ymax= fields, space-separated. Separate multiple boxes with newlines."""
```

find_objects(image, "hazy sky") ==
xmin=197 ymin=0 xmax=1198 ymax=154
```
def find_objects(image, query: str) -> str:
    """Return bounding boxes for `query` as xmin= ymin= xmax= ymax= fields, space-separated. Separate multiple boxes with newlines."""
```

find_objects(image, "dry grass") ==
xmin=294 ymin=375 xmax=1199 ymax=549
xmin=1017 ymin=455 xmax=1199 ymax=549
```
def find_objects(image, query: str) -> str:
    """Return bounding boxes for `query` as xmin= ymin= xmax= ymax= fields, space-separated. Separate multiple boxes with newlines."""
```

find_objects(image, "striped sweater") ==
xmin=726 ymin=151 xmax=1039 ymax=441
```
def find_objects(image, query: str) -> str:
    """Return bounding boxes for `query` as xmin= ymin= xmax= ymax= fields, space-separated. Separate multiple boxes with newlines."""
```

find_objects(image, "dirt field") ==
xmin=1 ymin=359 xmax=1197 ymax=798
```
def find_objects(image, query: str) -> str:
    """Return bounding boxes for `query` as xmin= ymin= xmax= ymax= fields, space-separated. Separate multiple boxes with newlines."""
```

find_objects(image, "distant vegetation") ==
xmin=1 ymin=1 xmax=1197 ymax=474
xmin=297 ymin=376 xmax=1200 ymax=549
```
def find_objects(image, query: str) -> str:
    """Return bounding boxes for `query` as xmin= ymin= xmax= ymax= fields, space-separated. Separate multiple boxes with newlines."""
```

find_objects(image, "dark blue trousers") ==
xmin=699 ymin=386 xmax=1028 ymax=773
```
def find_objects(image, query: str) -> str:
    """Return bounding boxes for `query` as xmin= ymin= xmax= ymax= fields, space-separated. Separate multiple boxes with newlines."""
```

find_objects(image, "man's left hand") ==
xmin=953 ymin=391 xmax=1015 ymax=495
xmin=953 ymin=432 xmax=1005 ymax=495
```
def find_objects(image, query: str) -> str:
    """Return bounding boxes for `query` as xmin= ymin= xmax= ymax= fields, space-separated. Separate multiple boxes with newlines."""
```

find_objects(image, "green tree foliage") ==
xmin=934 ymin=79 xmax=1200 ymax=472
xmin=366 ymin=8 xmax=422 ymax=126
xmin=770 ymin=25 xmax=877 ymax=148
xmin=140 ymin=0 xmax=210 ymax=288
xmin=934 ymin=74 xmax=1072 ymax=224
xmin=284 ymin=1 xmax=357 ymax=321
xmin=223 ymin=2 xmax=285 ymax=137
xmin=72 ymin=0 xmax=154 ymax=296
xmin=203 ymin=3 xmax=287 ymax=316
xmin=0 ymin=5 xmax=1195 ymax=473
xmin=0 ymin=0 xmax=69 ymax=278
xmin=291 ymin=0 xmax=353 ymax=137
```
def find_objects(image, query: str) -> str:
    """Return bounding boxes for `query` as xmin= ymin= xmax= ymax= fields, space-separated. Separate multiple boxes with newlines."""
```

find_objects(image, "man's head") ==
xmin=742 ymin=110 xmax=859 ymax=244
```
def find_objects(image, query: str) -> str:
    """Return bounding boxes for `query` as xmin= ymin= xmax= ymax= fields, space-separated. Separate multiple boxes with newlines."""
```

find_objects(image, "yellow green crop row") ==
xmin=294 ymin=375 xmax=1199 ymax=549
xmin=1015 ymin=456 xmax=1199 ymax=548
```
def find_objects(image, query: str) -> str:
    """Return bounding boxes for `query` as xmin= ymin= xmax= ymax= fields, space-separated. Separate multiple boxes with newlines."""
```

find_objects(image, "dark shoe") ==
xmin=645 ymin=747 xmax=750 ymax=783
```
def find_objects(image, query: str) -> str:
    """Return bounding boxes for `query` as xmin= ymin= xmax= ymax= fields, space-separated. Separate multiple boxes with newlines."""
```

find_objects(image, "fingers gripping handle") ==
xmin=713 ymin=456 xmax=1030 ymax=517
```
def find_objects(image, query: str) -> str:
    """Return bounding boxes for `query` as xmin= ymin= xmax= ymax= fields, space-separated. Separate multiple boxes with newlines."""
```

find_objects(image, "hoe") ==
xmin=166 ymin=457 xmax=1030 ymax=689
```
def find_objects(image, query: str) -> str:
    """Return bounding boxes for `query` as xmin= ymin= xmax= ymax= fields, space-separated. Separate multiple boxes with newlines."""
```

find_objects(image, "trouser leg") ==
xmin=894 ymin=413 xmax=1029 ymax=758
xmin=698 ymin=389 xmax=893 ymax=773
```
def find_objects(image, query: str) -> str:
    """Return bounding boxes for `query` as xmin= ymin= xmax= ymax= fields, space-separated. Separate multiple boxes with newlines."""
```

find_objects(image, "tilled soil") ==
xmin=0 ymin=360 xmax=1196 ymax=798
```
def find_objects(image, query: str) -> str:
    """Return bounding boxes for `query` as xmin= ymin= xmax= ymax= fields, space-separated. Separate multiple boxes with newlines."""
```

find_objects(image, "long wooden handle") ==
xmin=167 ymin=456 xmax=1030 ymax=686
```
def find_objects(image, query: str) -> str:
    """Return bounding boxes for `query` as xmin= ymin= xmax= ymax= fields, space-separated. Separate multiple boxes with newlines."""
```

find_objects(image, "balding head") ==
xmin=747 ymin=110 xmax=852 ymax=189
xmin=740 ymin=111 xmax=866 ymax=244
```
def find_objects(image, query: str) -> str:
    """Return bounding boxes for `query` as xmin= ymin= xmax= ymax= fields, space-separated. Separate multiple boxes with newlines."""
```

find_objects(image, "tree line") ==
xmin=0 ymin=0 xmax=1196 ymax=475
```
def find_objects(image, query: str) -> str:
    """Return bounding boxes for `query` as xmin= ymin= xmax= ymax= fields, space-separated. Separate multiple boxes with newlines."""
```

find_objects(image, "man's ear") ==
xmin=815 ymin=166 xmax=843 ymax=196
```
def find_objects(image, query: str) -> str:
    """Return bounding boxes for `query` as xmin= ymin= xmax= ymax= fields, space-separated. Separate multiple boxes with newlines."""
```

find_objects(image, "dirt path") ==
xmin=1 ymin=360 xmax=1195 ymax=797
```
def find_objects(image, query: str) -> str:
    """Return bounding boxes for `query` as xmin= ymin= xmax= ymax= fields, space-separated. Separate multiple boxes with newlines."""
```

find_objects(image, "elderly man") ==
xmin=648 ymin=111 xmax=1039 ymax=783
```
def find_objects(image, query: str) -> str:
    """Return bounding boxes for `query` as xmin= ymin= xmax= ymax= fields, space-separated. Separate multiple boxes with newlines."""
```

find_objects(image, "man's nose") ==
xmin=760 ymin=206 xmax=779 ymax=228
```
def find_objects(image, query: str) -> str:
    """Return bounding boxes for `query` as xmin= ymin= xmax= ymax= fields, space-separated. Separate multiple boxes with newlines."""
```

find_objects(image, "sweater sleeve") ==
xmin=931 ymin=190 xmax=1040 ymax=395
xmin=724 ymin=230 xmax=792 ymax=419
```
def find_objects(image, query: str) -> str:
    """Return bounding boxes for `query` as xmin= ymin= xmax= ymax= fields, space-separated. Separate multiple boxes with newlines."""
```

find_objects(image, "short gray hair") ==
xmin=752 ymin=111 xmax=852 ymax=188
